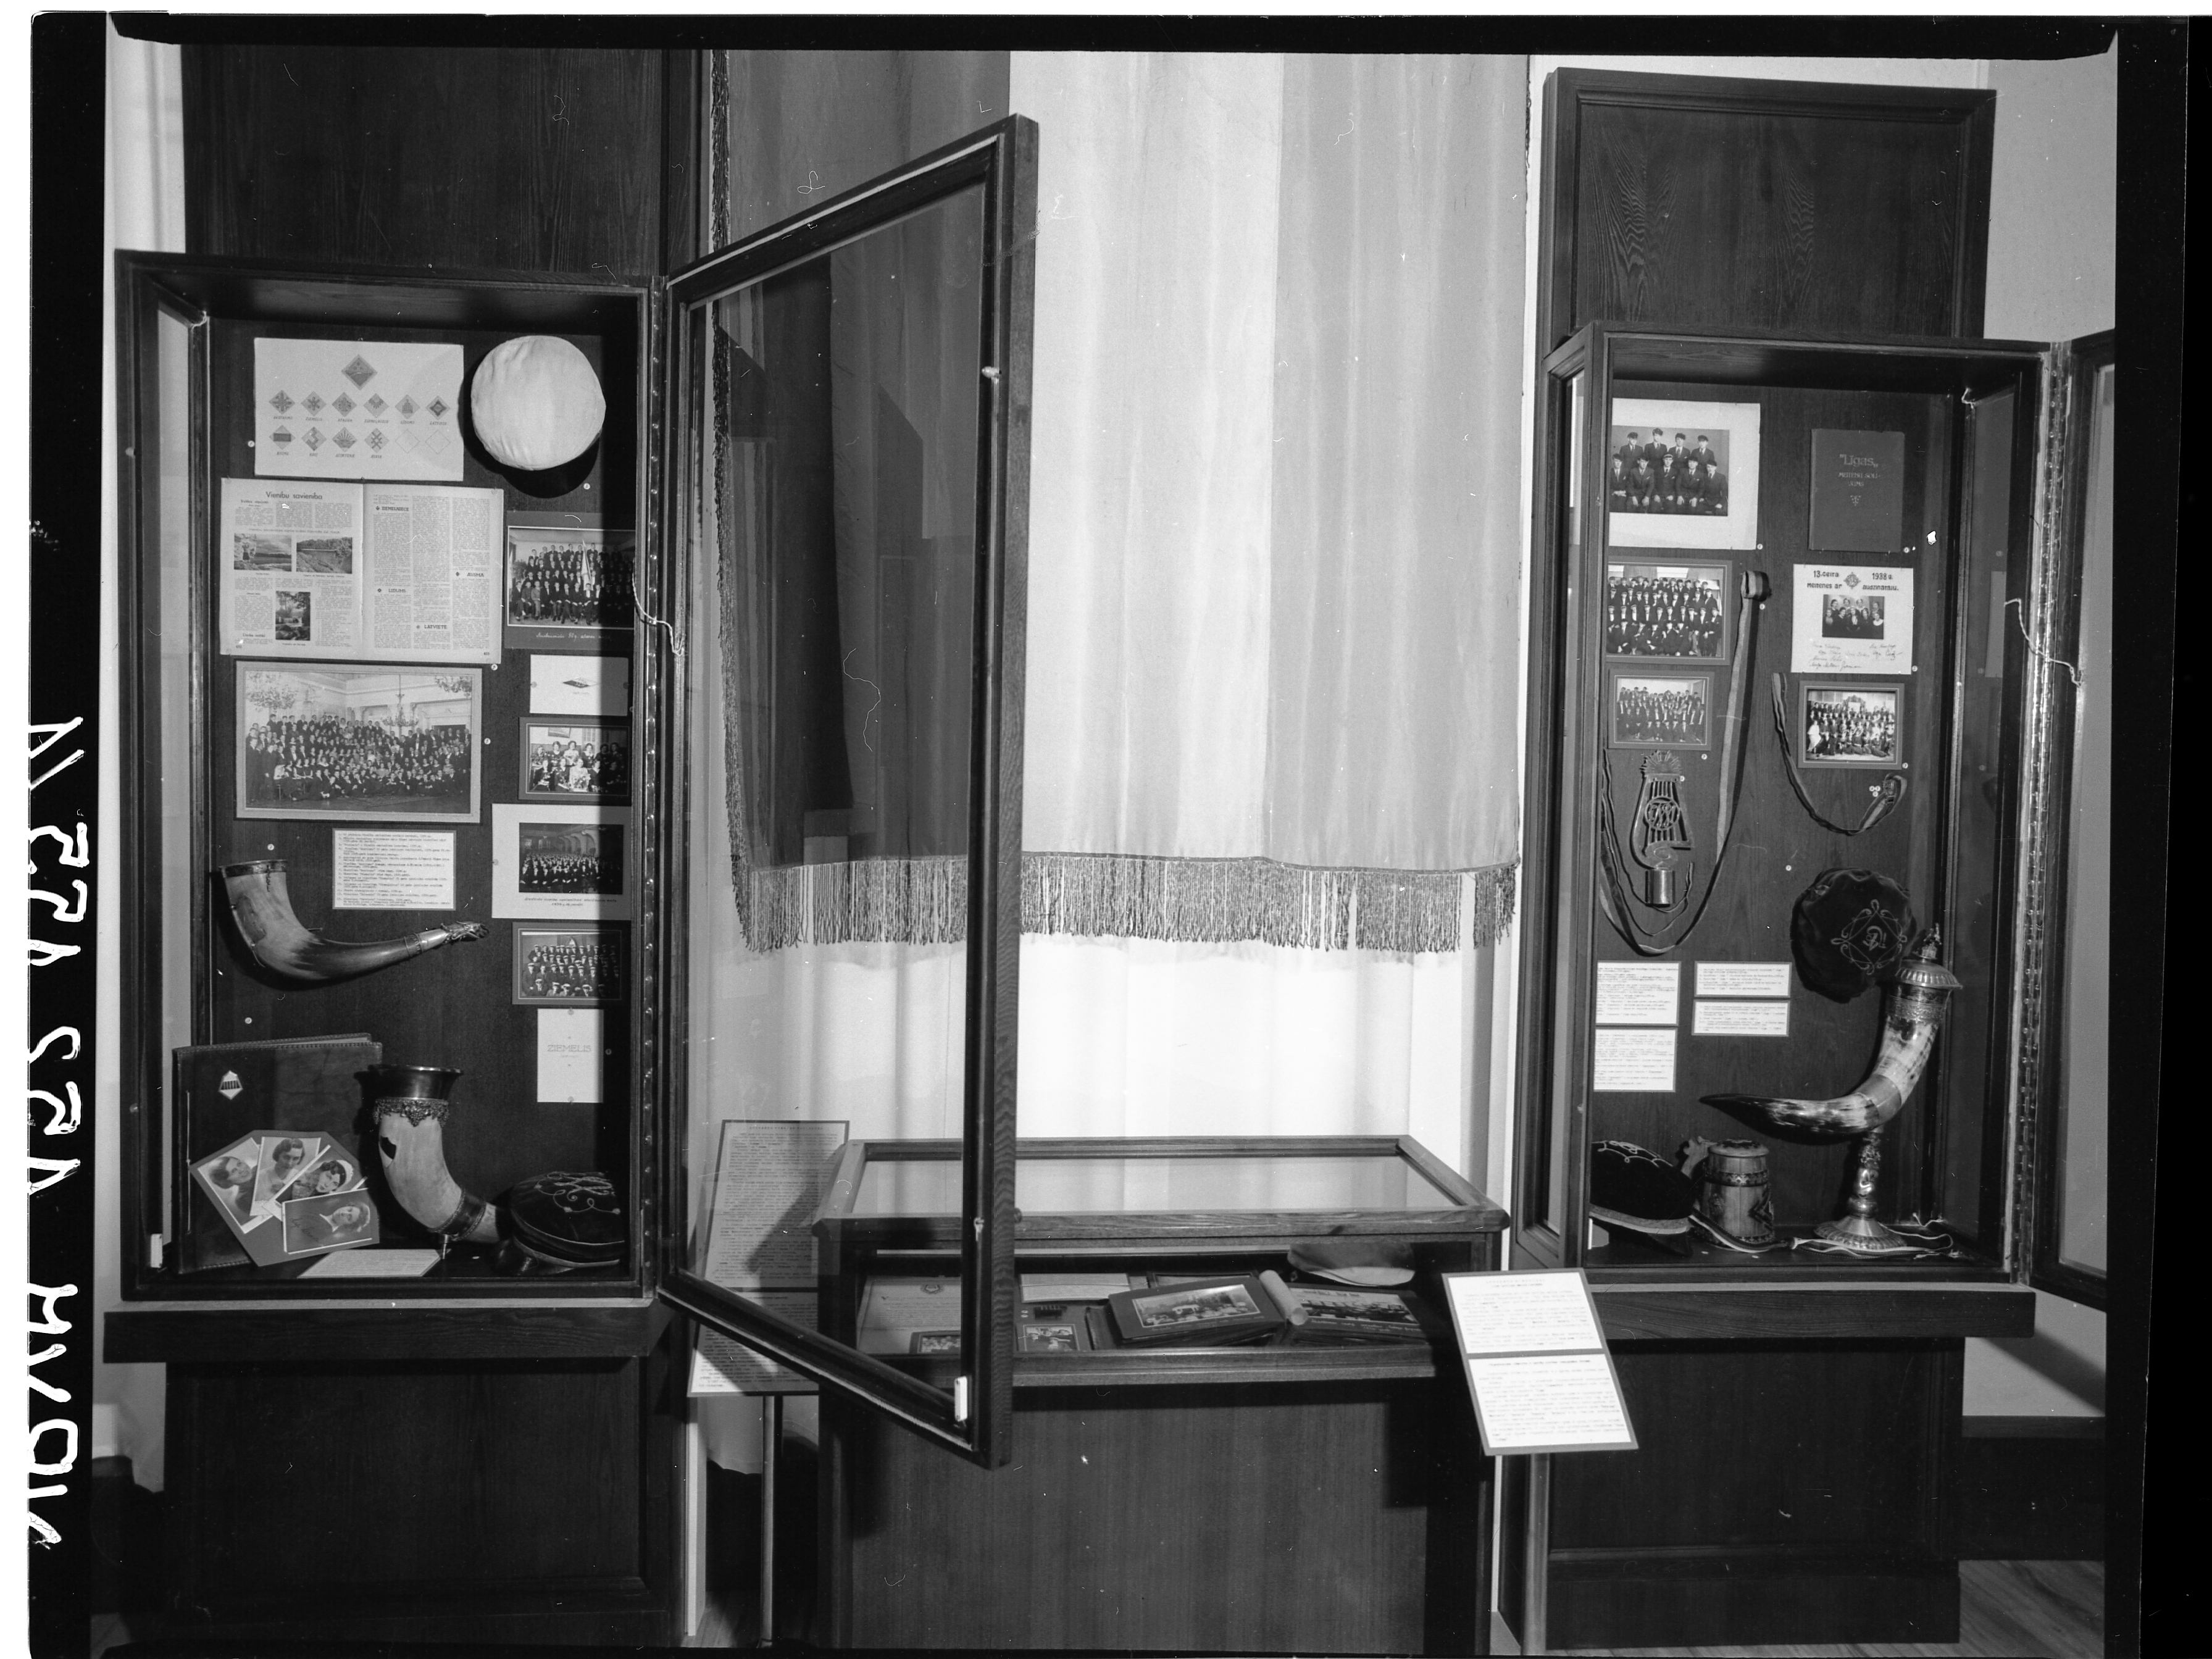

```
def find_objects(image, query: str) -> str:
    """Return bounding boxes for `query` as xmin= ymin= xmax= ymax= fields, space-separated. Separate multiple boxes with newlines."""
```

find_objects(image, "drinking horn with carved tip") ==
xmin=1702 ymin=931 xmax=1963 ymax=1139
xmin=370 ymin=1066 xmax=501 ymax=1245
xmin=219 ymin=860 xmax=485 ymax=984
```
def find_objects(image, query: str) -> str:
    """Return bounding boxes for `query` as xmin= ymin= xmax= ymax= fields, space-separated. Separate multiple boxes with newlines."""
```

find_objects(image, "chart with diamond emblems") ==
xmin=255 ymin=338 xmax=465 ymax=480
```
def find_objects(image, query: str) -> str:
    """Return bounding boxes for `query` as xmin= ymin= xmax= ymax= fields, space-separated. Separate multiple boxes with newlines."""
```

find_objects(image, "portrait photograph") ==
xmin=282 ymin=1190 xmax=380 ymax=1255
xmin=1799 ymin=682 xmax=1906 ymax=769
xmin=235 ymin=661 xmax=483 ymax=823
xmin=1607 ymin=396 xmax=1761 ymax=550
xmin=504 ymin=522 xmax=638 ymax=651
xmin=1608 ymin=670 xmax=1714 ymax=750
xmin=1821 ymin=591 xmax=1887 ymax=640
xmin=291 ymin=1147 xmax=364 ymax=1200
xmin=514 ymin=924 xmax=628 ymax=1007
xmin=249 ymin=1133 xmax=317 ymax=1222
xmin=519 ymin=717 xmax=631 ymax=803
xmin=191 ymin=1137 xmax=262 ymax=1233
xmin=490 ymin=803 xmax=634 ymax=920
xmin=1604 ymin=558 xmax=1733 ymax=662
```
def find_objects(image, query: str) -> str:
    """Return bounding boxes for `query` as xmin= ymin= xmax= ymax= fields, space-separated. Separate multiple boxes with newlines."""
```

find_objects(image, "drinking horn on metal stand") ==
xmin=1703 ymin=929 xmax=1962 ymax=1254
xmin=370 ymin=1066 xmax=501 ymax=1247
xmin=219 ymin=860 xmax=485 ymax=984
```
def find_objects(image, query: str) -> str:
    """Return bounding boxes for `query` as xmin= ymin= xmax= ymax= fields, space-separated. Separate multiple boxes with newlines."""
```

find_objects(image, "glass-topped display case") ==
xmin=1515 ymin=322 xmax=2111 ymax=1285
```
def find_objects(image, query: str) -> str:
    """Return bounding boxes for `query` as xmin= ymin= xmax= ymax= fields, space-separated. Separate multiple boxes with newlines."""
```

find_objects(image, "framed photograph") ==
xmin=1798 ymin=681 xmax=1906 ymax=769
xmin=235 ymin=662 xmax=482 ymax=822
xmin=909 ymin=1331 xmax=962 ymax=1356
xmin=1283 ymin=1284 xmax=1429 ymax=1341
xmin=504 ymin=519 xmax=636 ymax=651
xmin=1607 ymin=396 xmax=1761 ymax=550
xmin=514 ymin=924 xmax=628 ymax=1006
xmin=1019 ymin=1318 xmax=1092 ymax=1353
xmin=1106 ymin=1274 xmax=1285 ymax=1348
xmin=1608 ymin=670 xmax=1713 ymax=750
xmin=1603 ymin=558 xmax=1734 ymax=662
xmin=519 ymin=717 xmax=631 ymax=803
xmin=490 ymin=803 xmax=633 ymax=920
xmin=528 ymin=653 xmax=630 ymax=717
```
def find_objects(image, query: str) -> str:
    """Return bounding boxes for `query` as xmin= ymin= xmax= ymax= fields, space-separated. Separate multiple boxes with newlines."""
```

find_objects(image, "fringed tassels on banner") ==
xmin=742 ymin=857 xmax=969 ymax=953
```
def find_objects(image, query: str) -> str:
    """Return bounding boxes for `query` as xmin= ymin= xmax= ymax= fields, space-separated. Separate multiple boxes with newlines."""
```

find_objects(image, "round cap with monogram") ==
xmin=1790 ymin=868 xmax=1919 ymax=1003
xmin=505 ymin=1170 xmax=625 ymax=1266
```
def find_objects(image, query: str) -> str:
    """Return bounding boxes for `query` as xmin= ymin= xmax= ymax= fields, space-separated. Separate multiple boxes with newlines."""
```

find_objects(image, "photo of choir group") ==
xmin=1608 ymin=425 xmax=1732 ymax=517
xmin=1821 ymin=593 xmax=1888 ymax=640
xmin=1605 ymin=561 xmax=1730 ymax=661
xmin=506 ymin=531 xmax=635 ymax=636
xmin=1799 ymin=684 xmax=1905 ymax=768
xmin=513 ymin=925 xmax=627 ymax=1006
xmin=516 ymin=821 xmax=625 ymax=896
xmin=520 ymin=719 xmax=631 ymax=802
xmin=235 ymin=664 xmax=482 ymax=821
xmin=1608 ymin=671 xmax=1713 ymax=750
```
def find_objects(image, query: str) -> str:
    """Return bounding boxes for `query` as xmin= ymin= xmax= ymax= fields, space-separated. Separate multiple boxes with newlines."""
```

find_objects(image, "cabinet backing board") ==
xmin=203 ymin=315 xmax=638 ymax=1219
xmin=1589 ymin=379 xmax=1976 ymax=1242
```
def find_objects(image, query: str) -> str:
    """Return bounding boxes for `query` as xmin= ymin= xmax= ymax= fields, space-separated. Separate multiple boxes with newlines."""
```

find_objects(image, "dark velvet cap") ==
xmin=1790 ymin=868 xmax=1918 ymax=1003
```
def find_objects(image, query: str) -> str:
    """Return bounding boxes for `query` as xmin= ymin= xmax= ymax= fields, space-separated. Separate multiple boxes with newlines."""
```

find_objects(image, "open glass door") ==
xmin=654 ymin=119 xmax=1035 ymax=1465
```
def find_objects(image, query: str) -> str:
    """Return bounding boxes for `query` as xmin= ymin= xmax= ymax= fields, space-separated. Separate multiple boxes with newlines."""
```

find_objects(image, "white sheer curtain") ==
xmin=99 ymin=20 xmax=185 ymax=1489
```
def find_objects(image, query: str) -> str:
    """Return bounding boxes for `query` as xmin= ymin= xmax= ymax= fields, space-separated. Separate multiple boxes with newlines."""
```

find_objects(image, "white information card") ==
xmin=1443 ymin=1270 xmax=1636 ymax=1455
xmin=1594 ymin=961 xmax=1680 ymax=1025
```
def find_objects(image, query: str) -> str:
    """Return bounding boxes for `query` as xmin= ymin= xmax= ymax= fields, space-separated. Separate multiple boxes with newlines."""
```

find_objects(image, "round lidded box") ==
xmin=506 ymin=1170 xmax=625 ymax=1265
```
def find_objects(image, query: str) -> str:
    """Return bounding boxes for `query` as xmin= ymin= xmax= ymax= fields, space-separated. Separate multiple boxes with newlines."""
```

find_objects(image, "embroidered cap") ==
xmin=1790 ymin=868 xmax=1919 ymax=1002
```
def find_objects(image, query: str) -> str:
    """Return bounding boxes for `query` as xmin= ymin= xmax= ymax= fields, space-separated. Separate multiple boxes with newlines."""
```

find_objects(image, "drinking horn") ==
xmin=1702 ymin=930 xmax=1963 ymax=1139
xmin=370 ymin=1066 xmax=501 ymax=1245
xmin=219 ymin=860 xmax=485 ymax=984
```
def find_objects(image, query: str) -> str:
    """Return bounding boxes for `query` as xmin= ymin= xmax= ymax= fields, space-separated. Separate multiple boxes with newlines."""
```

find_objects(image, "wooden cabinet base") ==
xmin=1508 ymin=1337 xmax=1967 ymax=1650
xmin=821 ymin=1378 xmax=1490 ymax=1653
xmin=156 ymin=1352 xmax=680 ymax=1645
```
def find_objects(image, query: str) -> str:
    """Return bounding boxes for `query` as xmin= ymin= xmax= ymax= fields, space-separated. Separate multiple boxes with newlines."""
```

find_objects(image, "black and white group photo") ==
xmin=1800 ymin=684 xmax=1904 ymax=767
xmin=517 ymin=822 xmax=625 ymax=896
xmin=520 ymin=719 xmax=631 ymax=801
xmin=235 ymin=662 xmax=482 ymax=821
xmin=514 ymin=925 xmax=627 ymax=1005
xmin=1609 ymin=672 xmax=1712 ymax=749
xmin=1608 ymin=424 xmax=1731 ymax=517
xmin=506 ymin=532 xmax=635 ymax=636
xmin=1605 ymin=561 xmax=1729 ymax=660
xmin=1821 ymin=593 xmax=1887 ymax=640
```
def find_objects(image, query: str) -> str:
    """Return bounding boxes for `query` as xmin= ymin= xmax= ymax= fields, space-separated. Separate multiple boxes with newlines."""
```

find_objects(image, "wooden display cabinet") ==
xmin=1503 ymin=322 xmax=2109 ymax=1650
xmin=810 ymin=1135 xmax=1506 ymax=1653
xmin=107 ymin=120 xmax=1042 ymax=1642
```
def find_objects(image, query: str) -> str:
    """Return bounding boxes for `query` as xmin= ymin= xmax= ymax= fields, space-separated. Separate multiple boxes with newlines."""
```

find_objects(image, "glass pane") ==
xmin=2056 ymin=362 xmax=2114 ymax=1277
xmin=853 ymin=1151 xmax=1457 ymax=1218
xmin=680 ymin=185 xmax=987 ymax=1387
xmin=153 ymin=305 xmax=198 ymax=1241
xmin=1942 ymin=388 xmax=2020 ymax=1240
xmin=1537 ymin=369 xmax=1586 ymax=1243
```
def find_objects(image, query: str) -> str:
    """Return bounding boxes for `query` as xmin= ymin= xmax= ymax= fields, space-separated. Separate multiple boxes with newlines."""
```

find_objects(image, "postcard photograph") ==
xmin=514 ymin=924 xmax=627 ymax=1006
xmin=1608 ymin=670 xmax=1714 ymax=750
xmin=192 ymin=1139 xmax=262 ymax=1231
xmin=505 ymin=524 xmax=636 ymax=650
xmin=1608 ymin=396 xmax=1761 ymax=550
xmin=283 ymin=1190 xmax=379 ymax=1255
xmin=236 ymin=661 xmax=483 ymax=823
xmin=1132 ymin=1282 xmax=1263 ymax=1329
xmin=1800 ymin=682 xmax=1906 ymax=769
xmin=1605 ymin=559 xmax=1732 ymax=662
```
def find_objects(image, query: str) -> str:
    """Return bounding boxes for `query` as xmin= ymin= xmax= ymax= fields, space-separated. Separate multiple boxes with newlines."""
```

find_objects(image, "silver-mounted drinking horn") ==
xmin=370 ymin=1066 xmax=501 ymax=1245
xmin=219 ymin=859 xmax=485 ymax=984
xmin=1702 ymin=930 xmax=1962 ymax=1139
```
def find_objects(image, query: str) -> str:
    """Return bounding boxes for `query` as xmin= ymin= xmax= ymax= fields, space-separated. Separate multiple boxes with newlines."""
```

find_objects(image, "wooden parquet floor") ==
xmin=1545 ymin=1558 xmax=2104 ymax=1658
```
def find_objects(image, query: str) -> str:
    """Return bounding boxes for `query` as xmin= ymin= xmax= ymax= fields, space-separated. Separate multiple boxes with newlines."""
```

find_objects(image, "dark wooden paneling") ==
xmin=161 ymin=1346 xmax=678 ymax=1643
xmin=1540 ymin=71 xmax=1994 ymax=352
xmin=822 ymin=1381 xmax=1487 ymax=1654
xmin=106 ymin=1299 xmax=665 ymax=1363
xmin=1594 ymin=1284 xmax=2034 ymax=1340
xmin=183 ymin=47 xmax=678 ymax=275
xmin=1956 ymin=1417 xmax=2105 ymax=1560
xmin=1545 ymin=1339 xmax=1963 ymax=1647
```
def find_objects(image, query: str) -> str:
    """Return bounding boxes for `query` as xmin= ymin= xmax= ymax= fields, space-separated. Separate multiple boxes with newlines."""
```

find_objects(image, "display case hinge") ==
xmin=953 ymin=1375 xmax=970 ymax=1424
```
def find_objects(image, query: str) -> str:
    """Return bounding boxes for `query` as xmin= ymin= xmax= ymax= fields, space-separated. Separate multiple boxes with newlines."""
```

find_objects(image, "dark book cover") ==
xmin=172 ymin=1034 xmax=381 ymax=1272
xmin=1809 ymin=428 xmax=1906 ymax=554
